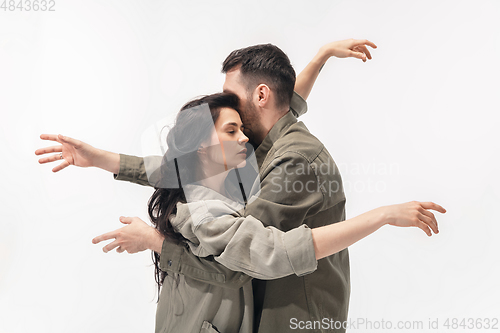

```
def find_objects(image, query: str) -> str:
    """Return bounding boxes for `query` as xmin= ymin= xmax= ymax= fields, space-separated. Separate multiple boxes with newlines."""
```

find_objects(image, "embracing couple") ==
xmin=36 ymin=39 xmax=445 ymax=333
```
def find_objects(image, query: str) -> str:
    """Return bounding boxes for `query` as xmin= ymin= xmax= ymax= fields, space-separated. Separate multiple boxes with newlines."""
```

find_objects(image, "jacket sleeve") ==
xmin=289 ymin=91 xmax=308 ymax=118
xmin=159 ymin=238 xmax=253 ymax=290
xmin=172 ymin=200 xmax=318 ymax=280
xmin=213 ymin=219 xmax=317 ymax=280
xmin=113 ymin=154 xmax=162 ymax=187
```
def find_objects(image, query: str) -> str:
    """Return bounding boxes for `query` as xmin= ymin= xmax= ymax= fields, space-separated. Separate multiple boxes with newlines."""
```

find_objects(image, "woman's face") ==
xmin=203 ymin=107 xmax=249 ymax=170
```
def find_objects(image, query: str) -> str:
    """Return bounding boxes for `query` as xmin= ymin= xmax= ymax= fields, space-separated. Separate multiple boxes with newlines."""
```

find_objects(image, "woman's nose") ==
xmin=238 ymin=134 xmax=249 ymax=144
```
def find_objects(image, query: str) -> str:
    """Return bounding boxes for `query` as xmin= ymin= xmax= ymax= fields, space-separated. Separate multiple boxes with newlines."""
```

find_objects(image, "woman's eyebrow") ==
xmin=223 ymin=122 xmax=244 ymax=128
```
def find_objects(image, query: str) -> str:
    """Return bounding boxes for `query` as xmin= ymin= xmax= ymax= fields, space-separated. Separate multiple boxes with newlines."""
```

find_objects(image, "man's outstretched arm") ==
xmin=35 ymin=134 xmax=160 ymax=187
xmin=35 ymin=134 xmax=121 ymax=174
xmin=294 ymin=38 xmax=377 ymax=100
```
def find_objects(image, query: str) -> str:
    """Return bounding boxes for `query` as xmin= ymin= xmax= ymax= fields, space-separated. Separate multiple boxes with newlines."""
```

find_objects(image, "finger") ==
xmin=420 ymin=202 xmax=446 ymax=214
xmin=357 ymin=45 xmax=372 ymax=59
xmin=418 ymin=213 xmax=438 ymax=234
xmin=348 ymin=50 xmax=366 ymax=61
xmin=116 ymin=246 xmax=125 ymax=253
xmin=35 ymin=145 xmax=62 ymax=156
xmin=119 ymin=216 xmax=133 ymax=224
xmin=58 ymin=134 xmax=81 ymax=148
xmin=39 ymin=134 xmax=63 ymax=143
xmin=38 ymin=153 xmax=65 ymax=165
xmin=353 ymin=45 xmax=370 ymax=59
xmin=419 ymin=209 xmax=438 ymax=230
xmin=52 ymin=160 xmax=70 ymax=173
xmin=416 ymin=220 xmax=432 ymax=237
xmin=354 ymin=39 xmax=377 ymax=49
xmin=92 ymin=230 xmax=119 ymax=244
xmin=103 ymin=239 xmax=121 ymax=253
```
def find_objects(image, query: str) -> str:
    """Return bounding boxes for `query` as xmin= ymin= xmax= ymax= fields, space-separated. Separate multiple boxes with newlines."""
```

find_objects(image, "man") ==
xmin=37 ymin=39 xmax=377 ymax=332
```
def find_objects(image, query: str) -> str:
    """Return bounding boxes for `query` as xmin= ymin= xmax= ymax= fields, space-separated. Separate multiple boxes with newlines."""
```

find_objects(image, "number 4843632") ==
xmin=443 ymin=318 xmax=498 ymax=330
xmin=1 ymin=0 xmax=56 ymax=11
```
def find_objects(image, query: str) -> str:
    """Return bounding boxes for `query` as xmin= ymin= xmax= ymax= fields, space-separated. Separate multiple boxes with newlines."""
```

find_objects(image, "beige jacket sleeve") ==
xmin=171 ymin=201 xmax=318 ymax=280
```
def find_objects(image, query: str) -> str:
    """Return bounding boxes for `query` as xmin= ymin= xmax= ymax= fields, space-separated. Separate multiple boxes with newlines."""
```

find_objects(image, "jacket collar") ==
xmin=254 ymin=111 xmax=297 ymax=168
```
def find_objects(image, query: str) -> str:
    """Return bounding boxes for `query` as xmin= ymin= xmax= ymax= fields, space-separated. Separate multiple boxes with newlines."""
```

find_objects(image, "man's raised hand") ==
xmin=320 ymin=38 xmax=377 ymax=62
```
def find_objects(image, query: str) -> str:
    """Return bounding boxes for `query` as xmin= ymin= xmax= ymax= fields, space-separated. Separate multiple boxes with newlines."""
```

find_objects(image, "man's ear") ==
xmin=256 ymin=84 xmax=271 ymax=107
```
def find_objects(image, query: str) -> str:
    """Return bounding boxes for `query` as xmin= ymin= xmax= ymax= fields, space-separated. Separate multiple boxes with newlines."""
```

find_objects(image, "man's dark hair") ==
xmin=222 ymin=44 xmax=296 ymax=110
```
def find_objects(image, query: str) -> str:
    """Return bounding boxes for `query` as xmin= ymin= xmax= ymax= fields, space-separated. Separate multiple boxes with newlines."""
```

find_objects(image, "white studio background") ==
xmin=1 ymin=1 xmax=499 ymax=332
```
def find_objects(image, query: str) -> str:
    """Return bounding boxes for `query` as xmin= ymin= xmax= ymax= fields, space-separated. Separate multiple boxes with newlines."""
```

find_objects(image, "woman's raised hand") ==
xmin=381 ymin=201 xmax=447 ymax=236
xmin=35 ymin=134 xmax=120 ymax=174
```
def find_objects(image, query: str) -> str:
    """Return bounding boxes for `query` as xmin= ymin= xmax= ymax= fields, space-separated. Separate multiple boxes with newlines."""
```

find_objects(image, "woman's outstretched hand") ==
xmin=311 ymin=200 xmax=447 ymax=260
xmin=92 ymin=216 xmax=165 ymax=254
xmin=35 ymin=134 xmax=120 ymax=174
xmin=381 ymin=201 xmax=447 ymax=236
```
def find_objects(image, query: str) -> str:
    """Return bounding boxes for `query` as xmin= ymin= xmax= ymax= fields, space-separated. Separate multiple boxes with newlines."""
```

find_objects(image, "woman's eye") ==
xmin=228 ymin=131 xmax=235 ymax=134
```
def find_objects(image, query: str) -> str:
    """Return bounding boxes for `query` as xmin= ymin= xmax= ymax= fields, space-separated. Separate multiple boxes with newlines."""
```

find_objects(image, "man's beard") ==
xmin=240 ymin=100 xmax=261 ymax=148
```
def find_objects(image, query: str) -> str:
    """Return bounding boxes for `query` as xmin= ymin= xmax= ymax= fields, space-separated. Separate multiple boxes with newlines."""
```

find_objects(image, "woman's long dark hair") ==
xmin=148 ymin=92 xmax=240 ymax=302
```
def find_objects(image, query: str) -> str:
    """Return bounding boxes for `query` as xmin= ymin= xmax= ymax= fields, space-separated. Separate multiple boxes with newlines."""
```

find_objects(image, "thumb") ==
xmin=120 ymin=216 xmax=132 ymax=224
